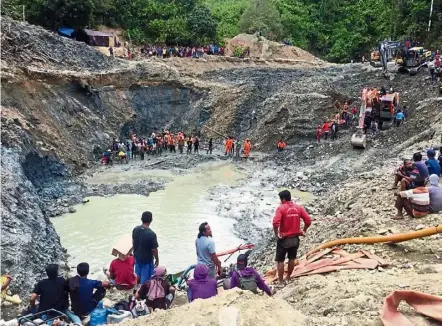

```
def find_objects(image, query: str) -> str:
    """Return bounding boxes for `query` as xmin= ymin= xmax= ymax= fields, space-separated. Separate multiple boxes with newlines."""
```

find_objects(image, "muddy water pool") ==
xmin=52 ymin=162 xmax=247 ymax=273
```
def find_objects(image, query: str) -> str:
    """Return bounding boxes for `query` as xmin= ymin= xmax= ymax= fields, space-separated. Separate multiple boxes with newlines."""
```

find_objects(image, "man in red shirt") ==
xmin=109 ymin=253 xmax=137 ymax=290
xmin=272 ymin=190 xmax=312 ymax=285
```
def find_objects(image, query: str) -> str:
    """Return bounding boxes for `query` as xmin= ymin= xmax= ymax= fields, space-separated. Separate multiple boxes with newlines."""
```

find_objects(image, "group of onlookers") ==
xmin=393 ymin=149 xmax=442 ymax=219
xmin=140 ymin=44 xmax=225 ymax=58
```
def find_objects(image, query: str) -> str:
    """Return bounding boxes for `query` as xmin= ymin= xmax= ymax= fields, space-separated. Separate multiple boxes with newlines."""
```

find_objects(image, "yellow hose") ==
xmin=307 ymin=225 xmax=442 ymax=258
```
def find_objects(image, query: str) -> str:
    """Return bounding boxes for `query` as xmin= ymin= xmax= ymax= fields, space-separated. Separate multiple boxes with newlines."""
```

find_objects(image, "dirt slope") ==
xmin=225 ymin=33 xmax=323 ymax=63
xmin=123 ymin=289 xmax=309 ymax=326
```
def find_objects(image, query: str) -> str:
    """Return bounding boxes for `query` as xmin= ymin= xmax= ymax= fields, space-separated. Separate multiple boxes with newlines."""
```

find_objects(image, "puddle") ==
xmin=276 ymin=187 xmax=316 ymax=205
xmin=52 ymin=162 xmax=246 ymax=274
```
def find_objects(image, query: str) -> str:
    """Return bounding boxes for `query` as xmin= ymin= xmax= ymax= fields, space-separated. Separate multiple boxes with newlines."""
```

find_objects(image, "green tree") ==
xmin=238 ymin=0 xmax=283 ymax=40
xmin=187 ymin=5 xmax=217 ymax=43
xmin=39 ymin=0 xmax=94 ymax=29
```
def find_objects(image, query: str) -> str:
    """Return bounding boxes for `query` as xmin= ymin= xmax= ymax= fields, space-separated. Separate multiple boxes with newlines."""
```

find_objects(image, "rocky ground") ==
xmin=1 ymin=17 xmax=442 ymax=326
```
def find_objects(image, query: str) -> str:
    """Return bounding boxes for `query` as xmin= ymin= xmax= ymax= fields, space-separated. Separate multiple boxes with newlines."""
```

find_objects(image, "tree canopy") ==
xmin=1 ymin=0 xmax=441 ymax=62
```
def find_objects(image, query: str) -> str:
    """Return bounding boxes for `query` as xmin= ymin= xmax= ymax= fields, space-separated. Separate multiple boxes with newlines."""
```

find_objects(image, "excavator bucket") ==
xmin=351 ymin=133 xmax=367 ymax=149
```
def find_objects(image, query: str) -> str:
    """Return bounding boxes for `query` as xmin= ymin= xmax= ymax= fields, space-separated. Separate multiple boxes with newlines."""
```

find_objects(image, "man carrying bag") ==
xmin=272 ymin=190 xmax=312 ymax=286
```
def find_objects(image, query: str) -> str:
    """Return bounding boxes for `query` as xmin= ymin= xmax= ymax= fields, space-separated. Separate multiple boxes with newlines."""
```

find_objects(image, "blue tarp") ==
xmin=58 ymin=27 xmax=75 ymax=38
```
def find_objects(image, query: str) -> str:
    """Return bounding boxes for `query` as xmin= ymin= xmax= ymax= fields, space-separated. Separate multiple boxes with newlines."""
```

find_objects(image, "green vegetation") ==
xmin=1 ymin=0 xmax=441 ymax=62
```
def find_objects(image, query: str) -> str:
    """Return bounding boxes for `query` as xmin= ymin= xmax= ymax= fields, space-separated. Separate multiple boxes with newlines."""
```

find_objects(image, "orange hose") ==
xmin=306 ymin=225 xmax=442 ymax=258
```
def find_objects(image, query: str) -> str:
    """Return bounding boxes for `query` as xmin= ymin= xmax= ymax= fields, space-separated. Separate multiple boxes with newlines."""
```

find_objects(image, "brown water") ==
xmin=52 ymin=162 xmax=246 ymax=273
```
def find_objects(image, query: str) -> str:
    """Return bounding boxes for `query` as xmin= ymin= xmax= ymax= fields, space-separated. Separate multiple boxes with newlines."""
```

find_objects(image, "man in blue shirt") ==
xmin=68 ymin=263 xmax=109 ymax=317
xmin=426 ymin=149 xmax=442 ymax=177
xmin=395 ymin=110 xmax=405 ymax=127
xmin=413 ymin=152 xmax=429 ymax=179
xmin=195 ymin=222 xmax=221 ymax=279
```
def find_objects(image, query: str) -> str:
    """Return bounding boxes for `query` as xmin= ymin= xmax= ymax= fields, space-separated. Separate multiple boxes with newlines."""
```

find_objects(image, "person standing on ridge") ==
xmin=235 ymin=139 xmax=242 ymax=157
xmin=195 ymin=222 xmax=221 ymax=278
xmin=132 ymin=212 xmax=159 ymax=285
xmin=243 ymin=139 xmax=251 ymax=157
xmin=207 ymin=138 xmax=213 ymax=154
xmin=272 ymin=190 xmax=312 ymax=286
xmin=322 ymin=121 xmax=330 ymax=140
xmin=316 ymin=125 xmax=322 ymax=143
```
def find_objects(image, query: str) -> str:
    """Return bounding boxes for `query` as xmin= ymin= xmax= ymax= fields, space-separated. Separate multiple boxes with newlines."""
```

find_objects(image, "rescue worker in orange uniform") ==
xmin=277 ymin=140 xmax=286 ymax=151
xmin=225 ymin=137 xmax=233 ymax=156
xmin=177 ymin=133 xmax=185 ymax=154
xmin=170 ymin=134 xmax=176 ymax=153
xmin=243 ymin=139 xmax=251 ymax=157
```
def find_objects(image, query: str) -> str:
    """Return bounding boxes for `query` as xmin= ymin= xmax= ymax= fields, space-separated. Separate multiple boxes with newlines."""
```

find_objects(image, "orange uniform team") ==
xmin=101 ymin=132 xmax=254 ymax=164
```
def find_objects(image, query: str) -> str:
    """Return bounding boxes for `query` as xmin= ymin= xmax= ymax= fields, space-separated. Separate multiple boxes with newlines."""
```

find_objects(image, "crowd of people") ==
xmin=22 ymin=189 xmax=313 ymax=323
xmin=392 ymin=149 xmax=442 ymax=219
xmin=101 ymin=131 xmax=254 ymax=164
xmin=139 ymin=44 xmax=225 ymax=58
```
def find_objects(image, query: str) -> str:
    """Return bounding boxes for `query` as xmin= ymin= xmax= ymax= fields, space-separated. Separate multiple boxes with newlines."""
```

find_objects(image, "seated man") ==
xmin=426 ymin=149 xmax=442 ymax=177
xmin=399 ymin=163 xmax=419 ymax=191
xmin=135 ymin=266 xmax=175 ymax=311
xmin=392 ymin=159 xmax=412 ymax=189
xmin=108 ymin=253 xmax=136 ymax=290
xmin=29 ymin=264 xmax=81 ymax=324
xmin=230 ymin=254 xmax=271 ymax=296
xmin=428 ymin=174 xmax=442 ymax=213
xmin=68 ymin=263 xmax=110 ymax=318
xmin=393 ymin=177 xmax=429 ymax=219
xmin=118 ymin=150 xmax=127 ymax=163
xmin=413 ymin=152 xmax=429 ymax=179
xmin=187 ymin=264 xmax=217 ymax=302
xmin=277 ymin=140 xmax=286 ymax=151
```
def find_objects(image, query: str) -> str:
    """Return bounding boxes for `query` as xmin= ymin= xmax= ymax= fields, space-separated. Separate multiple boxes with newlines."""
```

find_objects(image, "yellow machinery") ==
xmin=0 ymin=275 xmax=22 ymax=305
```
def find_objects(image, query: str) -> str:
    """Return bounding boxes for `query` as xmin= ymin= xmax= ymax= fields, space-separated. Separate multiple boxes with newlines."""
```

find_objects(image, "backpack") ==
xmin=237 ymin=271 xmax=258 ymax=294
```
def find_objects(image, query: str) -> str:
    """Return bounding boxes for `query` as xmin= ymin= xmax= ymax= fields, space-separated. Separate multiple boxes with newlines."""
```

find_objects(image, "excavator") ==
xmin=371 ymin=40 xmax=429 ymax=75
xmin=351 ymin=87 xmax=400 ymax=149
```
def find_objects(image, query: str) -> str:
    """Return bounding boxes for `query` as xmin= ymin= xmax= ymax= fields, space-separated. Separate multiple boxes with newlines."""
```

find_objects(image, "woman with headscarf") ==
xmin=428 ymin=174 xmax=442 ymax=213
xmin=135 ymin=266 xmax=175 ymax=311
xmin=187 ymin=264 xmax=218 ymax=302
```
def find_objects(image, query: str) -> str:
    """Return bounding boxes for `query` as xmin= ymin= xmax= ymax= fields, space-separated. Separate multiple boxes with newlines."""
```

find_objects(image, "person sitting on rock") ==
xmin=68 ymin=263 xmax=110 ymax=319
xmin=413 ymin=152 xmax=429 ymax=179
xmin=108 ymin=253 xmax=136 ymax=290
xmin=391 ymin=159 xmax=412 ymax=189
xmin=427 ymin=174 xmax=442 ymax=213
xmin=277 ymin=140 xmax=287 ymax=151
xmin=425 ymin=149 xmax=442 ymax=177
xmin=229 ymin=254 xmax=271 ymax=296
xmin=393 ymin=176 xmax=429 ymax=219
xmin=29 ymin=264 xmax=81 ymax=325
xmin=187 ymin=264 xmax=218 ymax=302
xmin=134 ymin=266 xmax=175 ymax=311
xmin=118 ymin=150 xmax=127 ymax=163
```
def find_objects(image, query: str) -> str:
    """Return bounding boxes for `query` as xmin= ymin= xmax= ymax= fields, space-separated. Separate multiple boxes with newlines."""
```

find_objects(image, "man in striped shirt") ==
xmin=393 ymin=177 xmax=429 ymax=219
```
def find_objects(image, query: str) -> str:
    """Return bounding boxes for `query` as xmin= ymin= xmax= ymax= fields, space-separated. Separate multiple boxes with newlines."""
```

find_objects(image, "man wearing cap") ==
xmin=132 ymin=211 xmax=159 ymax=284
xmin=229 ymin=254 xmax=271 ymax=296
xmin=272 ymin=190 xmax=312 ymax=286
xmin=426 ymin=149 xmax=442 ymax=177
